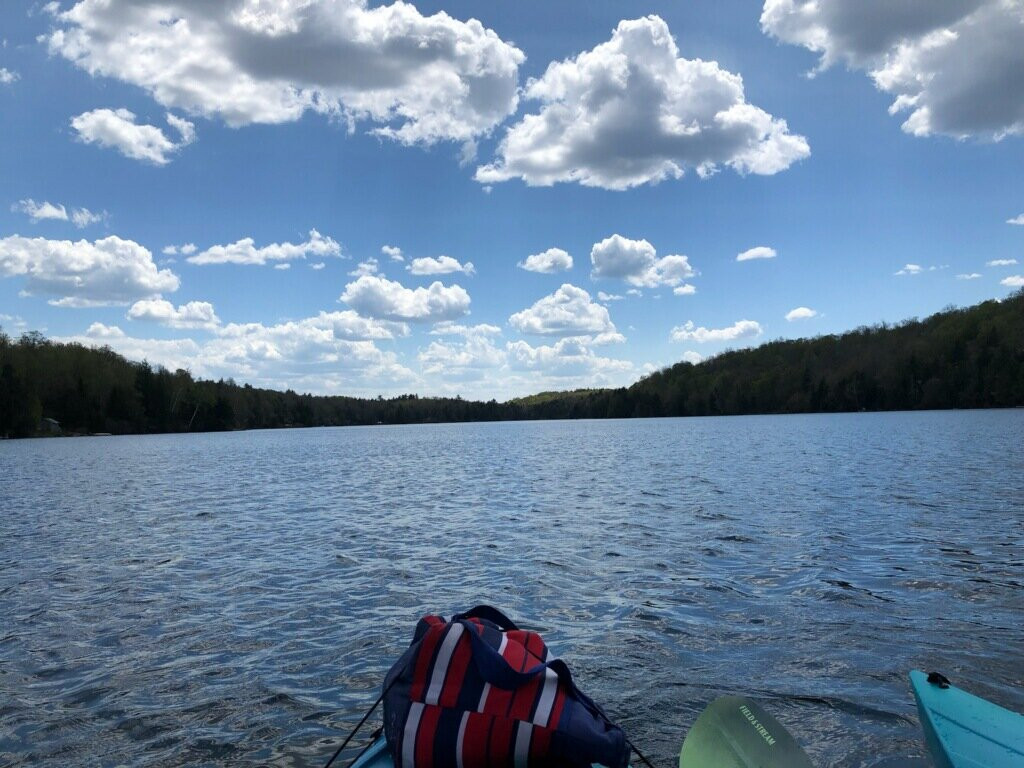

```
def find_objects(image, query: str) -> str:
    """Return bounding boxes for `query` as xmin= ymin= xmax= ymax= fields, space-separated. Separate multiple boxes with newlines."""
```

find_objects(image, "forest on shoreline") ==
xmin=2 ymin=290 xmax=1022 ymax=438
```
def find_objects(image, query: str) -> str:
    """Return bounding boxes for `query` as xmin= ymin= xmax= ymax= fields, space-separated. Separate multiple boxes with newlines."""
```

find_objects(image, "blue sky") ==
xmin=1 ymin=0 xmax=1022 ymax=399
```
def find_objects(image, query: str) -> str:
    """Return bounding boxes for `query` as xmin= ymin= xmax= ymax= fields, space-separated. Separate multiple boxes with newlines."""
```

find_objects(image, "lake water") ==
xmin=1 ymin=411 xmax=1022 ymax=767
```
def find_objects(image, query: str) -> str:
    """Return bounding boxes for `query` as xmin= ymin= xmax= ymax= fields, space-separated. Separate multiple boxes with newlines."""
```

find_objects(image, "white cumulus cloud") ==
xmin=761 ymin=0 xmax=1024 ymax=140
xmin=508 ymin=283 xmax=618 ymax=339
xmin=476 ymin=15 xmax=809 ymax=189
xmin=518 ymin=247 xmax=573 ymax=273
xmin=0 ymin=68 xmax=18 ymax=84
xmin=340 ymin=274 xmax=470 ymax=322
xmin=419 ymin=321 xmax=504 ymax=380
xmin=218 ymin=310 xmax=406 ymax=343
xmin=13 ymin=199 xmax=68 ymax=222
xmin=895 ymin=263 xmax=946 ymax=275
xmin=64 ymin=312 xmax=415 ymax=394
xmin=681 ymin=350 xmax=704 ymax=364
xmin=955 ymin=273 xmax=982 ymax=280
xmin=987 ymin=258 xmax=1018 ymax=266
xmin=86 ymin=322 xmax=126 ymax=339
xmin=127 ymin=298 xmax=221 ymax=330
xmin=165 ymin=113 xmax=196 ymax=145
xmin=737 ymin=245 xmax=777 ymax=261
xmin=71 ymin=108 xmax=195 ymax=164
xmin=419 ymin=335 xmax=505 ymax=377
xmin=381 ymin=245 xmax=404 ymax=262
xmin=671 ymin=319 xmax=763 ymax=343
xmin=785 ymin=306 xmax=818 ymax=321
xmin=188 ymin=229 xmax=340 ymax=266
xmin=209 ymin=314 xmax=415 ymax=390
xmin=72 ymin=324 xmax=202 ymax=372
xmin=0 ymin=313 xmax=29 ymax=330
xmin=349 ymin=258 xmax=379 ymax=277
xmin=1002 ymin=275 xmax=1024 ymax=287
xmin=12 ymin=199 xmax=107 ymax=228
xmin=71 ymin=207 xmax=107 ymax=228
xmin=673 ymin=284 xmax=696 ymax=296
xmin=506 ymin=337 xmax=633 ymax=378
xmin=48 ymin=0 xmax=524 ymax=146
xmin=407 ymin=255 xmax=475 ymax=276
xmin=590 ymin=234 xmax=696 ymax=288
xmin=1008 ymin=214 xmax=1024 ymax=225
xmin=163 ymin=243 xmax=197 ymax=256
xmin=0 ymin=234 xmax=179 ymax=307
xmin=430 ymin=321 xmax=502 ymax=337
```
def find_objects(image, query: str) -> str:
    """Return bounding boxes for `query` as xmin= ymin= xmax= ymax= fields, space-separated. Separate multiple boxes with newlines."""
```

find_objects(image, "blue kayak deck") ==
xmin=350 ymin=736 xmax=392 ymax=768
xmin=910 ymin=669 xmax=1024 ymax=768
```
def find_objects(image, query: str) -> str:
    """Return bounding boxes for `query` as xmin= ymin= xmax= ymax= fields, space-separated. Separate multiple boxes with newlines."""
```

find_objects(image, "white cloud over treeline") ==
xmin=0 ymin=234 xmax=178 ymax=307
xmin=671 ymin=319 xmax=763 ymax=343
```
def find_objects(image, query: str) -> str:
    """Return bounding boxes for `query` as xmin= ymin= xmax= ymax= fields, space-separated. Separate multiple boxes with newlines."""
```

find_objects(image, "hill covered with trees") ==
xmin=536 ymin=290 xmax=1024 ymax=419
xmin=2 ymin=291 xmax=1022 ymax=438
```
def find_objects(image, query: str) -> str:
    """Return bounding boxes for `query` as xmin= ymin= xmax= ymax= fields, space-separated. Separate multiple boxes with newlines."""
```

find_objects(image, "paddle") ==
xmin=678 ymin=696 xmax=815 ymax=768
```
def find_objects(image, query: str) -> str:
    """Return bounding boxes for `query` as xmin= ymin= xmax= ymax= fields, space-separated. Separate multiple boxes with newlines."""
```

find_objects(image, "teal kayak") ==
xmin=910 ymin=669 xmax=1024 ymax=768
xmin=350 ymin=736 xmax=391 ymax=768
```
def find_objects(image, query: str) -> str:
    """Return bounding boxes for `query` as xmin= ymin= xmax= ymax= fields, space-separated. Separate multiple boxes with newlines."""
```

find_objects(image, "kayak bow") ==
xmin=910 ymin=669 xmax=1024 ymax=768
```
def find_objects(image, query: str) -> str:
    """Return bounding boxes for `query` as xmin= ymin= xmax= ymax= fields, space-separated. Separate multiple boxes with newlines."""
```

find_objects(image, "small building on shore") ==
xmin=40 ymin=417 xmax=61 ymax=435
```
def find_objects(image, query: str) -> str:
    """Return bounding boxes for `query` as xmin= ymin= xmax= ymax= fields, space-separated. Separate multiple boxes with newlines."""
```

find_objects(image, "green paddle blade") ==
xmin=678 ymin=696 xmax=815 ymax=768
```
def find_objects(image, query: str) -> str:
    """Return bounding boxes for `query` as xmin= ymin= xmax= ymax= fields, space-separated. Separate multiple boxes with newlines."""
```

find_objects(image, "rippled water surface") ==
xmin=2 ymin=411 xmax=1023 ymax=767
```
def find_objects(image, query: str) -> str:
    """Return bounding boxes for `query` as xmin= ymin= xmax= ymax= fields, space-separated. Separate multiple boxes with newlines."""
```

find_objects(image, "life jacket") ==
xmin=382 ymin=606 xmax=629 ymax=768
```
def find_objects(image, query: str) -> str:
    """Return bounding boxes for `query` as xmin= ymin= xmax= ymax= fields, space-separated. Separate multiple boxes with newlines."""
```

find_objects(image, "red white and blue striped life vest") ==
xmin=382 ymin=606 xmax=629 ymax=768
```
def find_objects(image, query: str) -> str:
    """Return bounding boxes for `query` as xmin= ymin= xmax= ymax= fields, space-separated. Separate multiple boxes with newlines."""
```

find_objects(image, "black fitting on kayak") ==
xmin=625 ymin=737 xmax=660 ymax=768
xmin=927 ymin=671 xmax=951 ymax=689
xmin=323 ymin=677 xmax=398 ymax=768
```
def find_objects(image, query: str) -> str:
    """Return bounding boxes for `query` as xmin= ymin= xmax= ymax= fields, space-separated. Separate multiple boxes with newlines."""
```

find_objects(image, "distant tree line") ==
xmin=0 ymin=330 xmax=509 ymax=438
xmin=1 ymin=290 xmax=1022 ymax=438
xmin=528 ymin=290 xmax=1024 ymax=420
